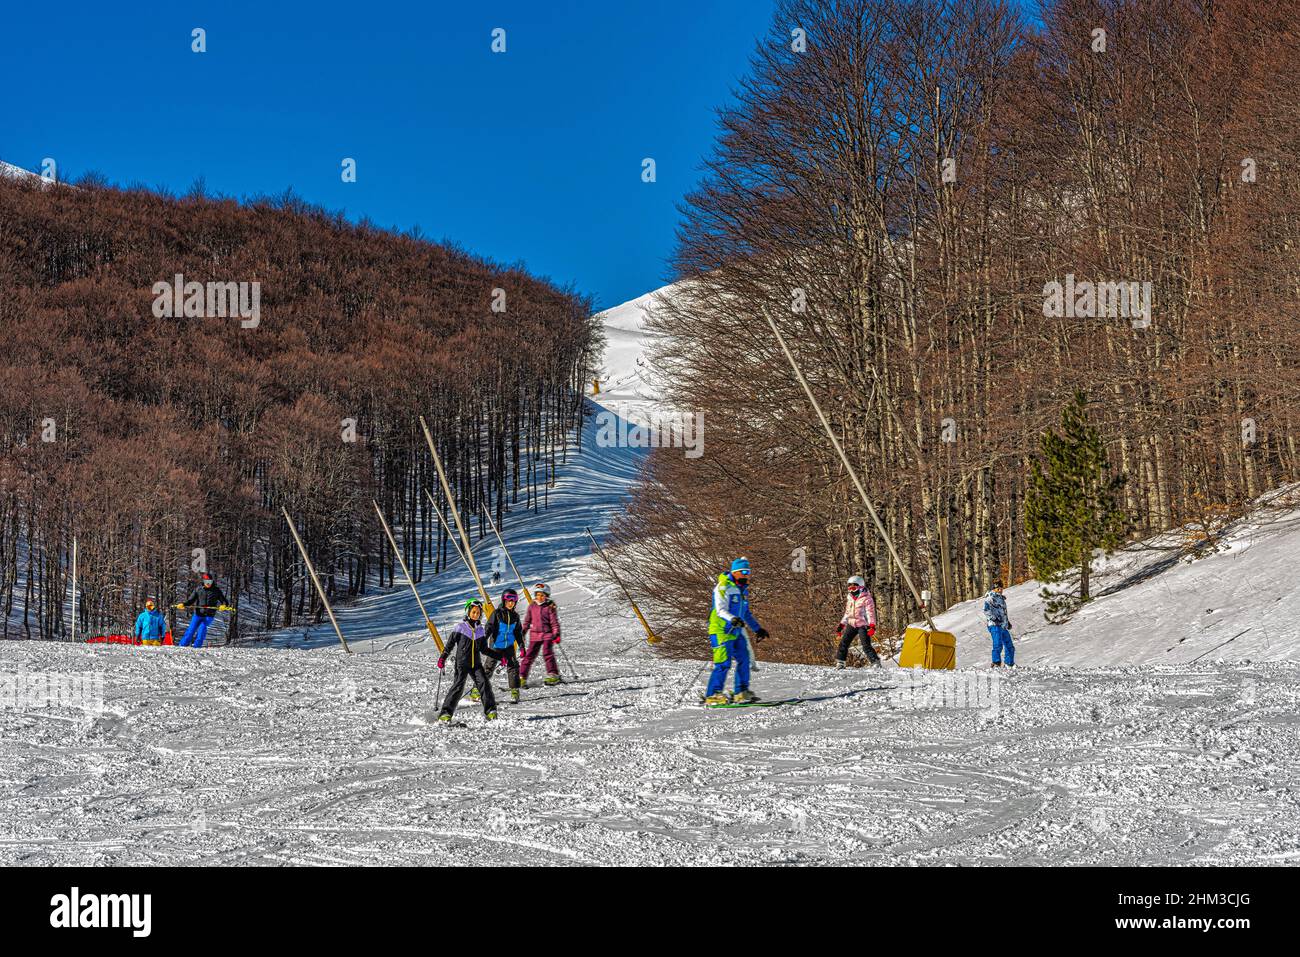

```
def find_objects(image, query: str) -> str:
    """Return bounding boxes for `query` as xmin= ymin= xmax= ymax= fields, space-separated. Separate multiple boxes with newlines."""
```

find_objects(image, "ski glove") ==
xmin=867 ymin=624 xmax=875 ymax=639
xmin=836 ymin=622 xmax=845 ymax=637
xmin=437 ymin=657 xmax=446 ymax=670
xmin=755 ymin=627 xmax=770 ymax=641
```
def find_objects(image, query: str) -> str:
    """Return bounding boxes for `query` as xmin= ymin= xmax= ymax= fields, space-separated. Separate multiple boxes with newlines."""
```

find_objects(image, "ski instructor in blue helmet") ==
xmin=704 ymin=557 xmax=769 ymax=705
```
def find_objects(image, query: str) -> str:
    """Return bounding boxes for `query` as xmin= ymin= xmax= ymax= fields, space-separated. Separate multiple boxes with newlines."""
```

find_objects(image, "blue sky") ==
xmin=0 ymin=0 xmax=778 ymax=310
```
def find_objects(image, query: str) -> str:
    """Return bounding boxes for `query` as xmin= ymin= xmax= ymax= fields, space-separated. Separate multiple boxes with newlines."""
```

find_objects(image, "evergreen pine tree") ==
xmin=1025 ymin=391 xmax=1129 ymax=620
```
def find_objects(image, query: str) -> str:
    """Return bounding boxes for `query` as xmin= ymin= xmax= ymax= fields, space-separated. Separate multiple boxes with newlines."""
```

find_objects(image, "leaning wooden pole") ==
xmin=480 ymin=503 xmax=535 ymax=605
xmin=584 ymin=526 xmax=660 ymax=644
xmin=762 ymin=308 xmax=936 ymax=632
xmin=372 ymin=500 xmax=443 ymax=651
xmin=424 ymin=487 xmax=470 ymax=570
xmin=419 ymin=416 xmax=493 ymax=612
xmin=281 ymin=507 xmax=351 ymax=653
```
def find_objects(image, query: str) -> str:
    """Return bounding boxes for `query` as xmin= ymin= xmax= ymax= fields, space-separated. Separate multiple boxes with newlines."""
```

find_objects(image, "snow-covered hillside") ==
xmin=935 ymin=490 xmax=1300 ymax=668
xmin=591 ymin=284 xmax=672 ymax=417
xmin=0 ymin=159 xmax=46 ymax=184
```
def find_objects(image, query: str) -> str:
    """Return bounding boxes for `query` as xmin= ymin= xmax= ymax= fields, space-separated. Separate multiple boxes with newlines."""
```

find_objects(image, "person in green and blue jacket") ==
xmin=705 ymin=557 xmax=768 ymax=704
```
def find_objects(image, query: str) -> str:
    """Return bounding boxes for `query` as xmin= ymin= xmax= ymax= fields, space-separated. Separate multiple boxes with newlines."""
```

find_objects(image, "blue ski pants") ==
xmin=180 ymin=615 xmax=213 ymax=648
xmin=706 ymin=634 xmax=750 ymax=696
xmin=989 ymin=625 xmax=1014 ymax=665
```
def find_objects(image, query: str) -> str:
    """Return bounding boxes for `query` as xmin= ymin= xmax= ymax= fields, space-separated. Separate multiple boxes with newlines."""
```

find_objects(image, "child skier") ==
xmin=133 ymin=598 xmax=167 ymax=646
xmin=835 ymin=575 xmax=880 ymax=668
xmin=983 ymin=581 xmax=1015 ymax=667
xmin=519 ymin=582 xmax=562 ymax=687
xmin=704 ymin=557 xmax=769 ymax=705
xmin=483 ymin=588 xmax=526 ymax=702
xmin=178 ymin=573 xmax=228 ymax=648
xmin=436 ymin=599 xmax=498 ymax=722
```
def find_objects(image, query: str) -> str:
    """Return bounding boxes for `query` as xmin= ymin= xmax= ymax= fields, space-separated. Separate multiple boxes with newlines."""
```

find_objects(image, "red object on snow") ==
xmin=163 ymin=630 xmax=174 ymax=645
xmin=85 ymin=633 xmax=140 ymax=645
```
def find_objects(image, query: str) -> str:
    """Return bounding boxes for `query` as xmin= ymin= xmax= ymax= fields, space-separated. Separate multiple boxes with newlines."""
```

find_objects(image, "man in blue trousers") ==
xmin=179 ymin=574 xmax=229 ymax=648
xmin=983 ymin=581 xmax=1015 ymax=667
xmin=704 ymin=557 xmax=769 ymax=705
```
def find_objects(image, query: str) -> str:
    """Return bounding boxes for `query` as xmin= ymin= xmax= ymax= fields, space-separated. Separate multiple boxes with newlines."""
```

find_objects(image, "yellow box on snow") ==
xmin=896 ymin=626 xmax=957 ymax=669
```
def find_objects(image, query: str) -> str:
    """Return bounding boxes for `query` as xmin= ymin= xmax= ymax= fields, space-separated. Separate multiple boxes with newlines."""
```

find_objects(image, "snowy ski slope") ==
xmin=2 ymin=286 xmax=1298 ymax=865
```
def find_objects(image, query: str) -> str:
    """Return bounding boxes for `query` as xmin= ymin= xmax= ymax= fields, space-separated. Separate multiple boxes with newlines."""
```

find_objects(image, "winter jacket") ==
xmin=440 ymin=618 xmax=491 ymax=670
xmin=708 ymin=572 xmax=762 ymax=639
xmin=133 ymin=608 xmax=167 ymax=641
xmin=983 ymin=591 xmax=1011 ymax=630
xmin=522 ymin=599 xmax=561 ymax=642
xmin=840 ymin=590 xmax=877 ymax=628
xmin=183 ymin=583 xmax=228 ymax=618
xmin=483 ymin=606 xmax=525 ymax=651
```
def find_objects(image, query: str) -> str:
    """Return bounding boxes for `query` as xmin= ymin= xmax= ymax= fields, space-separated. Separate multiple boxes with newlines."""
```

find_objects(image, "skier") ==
xmin=983 ymin=581 xmax=1015 ymax=667
xmin=835 ymin=575 xmax=880 ymax=668
xmin=704 ymin=557 xmax=769 ymax=705
xmin=133 ymin=598 xmax=167 ymax=646
xmin=482 ymin=588 xmax=526 ymax=702
xmin=519 ymin=582 xmax=562 ymax=687
xmin=436 ymin=599 xmax=498 ymax=722
xmin=178 ymin=573 xmax=228 ymax=648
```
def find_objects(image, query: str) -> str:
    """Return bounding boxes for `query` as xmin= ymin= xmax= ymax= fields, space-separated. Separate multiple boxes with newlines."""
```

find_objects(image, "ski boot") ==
xmin=834 ymin=659 xmax=847 ymax=670
xmin=732 ymin=689 xmax=758 ymax=704
xmin=991 ymin=662 xmax=1002 ymax=668
xmin=519 ymin=679 xmax=529 ymax=689
xmin=438 ymin=713 xmax=452 ymax=724
xmin=544 ymin=675 xmax=561 ymax=687
xmin=703 ymin=693 xmax=731 ymax=706
xmin=510 ymin=688 xmax=520 ymax=703
xmin=470 ymin=687 xmax=481 ymax=701
xmin=485 ymin=711 xmax=498 ymax=721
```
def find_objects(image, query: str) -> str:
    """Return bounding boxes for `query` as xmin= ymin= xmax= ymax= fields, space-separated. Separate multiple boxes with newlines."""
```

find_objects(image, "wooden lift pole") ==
xmin=372 ymin=500 xmax=443 ymax=651
xmin=281 ymin=507 xmax=351 ymax=653
xmin=419 ymin=415 xmax=494 ymax=613
xmin=584 ymin=526 xmax=660 ymax=644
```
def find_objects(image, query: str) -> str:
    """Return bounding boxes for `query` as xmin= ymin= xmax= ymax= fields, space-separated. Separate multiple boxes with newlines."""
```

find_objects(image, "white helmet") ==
xmin=847 ymin=575 xmax=865 ymax=588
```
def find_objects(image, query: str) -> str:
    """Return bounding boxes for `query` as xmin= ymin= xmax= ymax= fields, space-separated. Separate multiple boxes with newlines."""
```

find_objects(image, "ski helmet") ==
xmin=464 ymin=598 xmax=483 ymax=617
xmin=144 ymin=598 xmax=156 ymax=609
xmin=730 ymin=557 xmax=751 ymax=576
xmin=534 ymin=582 xmax=550 ymax=597
xmin=847 ymin=575 xmax=865 ymax=589
xmin=502 ymin=589 xmax=518 ymax=603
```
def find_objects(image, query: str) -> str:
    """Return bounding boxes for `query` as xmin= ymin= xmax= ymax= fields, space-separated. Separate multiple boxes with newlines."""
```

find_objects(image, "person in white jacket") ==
xmin=835 ymin=575 xmax=880 ymax=668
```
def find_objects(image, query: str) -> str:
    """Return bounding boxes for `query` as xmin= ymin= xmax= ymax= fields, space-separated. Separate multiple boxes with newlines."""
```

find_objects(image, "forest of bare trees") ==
xmin=611 ymin=0 xmax=1300 ymax=662
xmin=0 ymin=176 xmax=599 ymax=641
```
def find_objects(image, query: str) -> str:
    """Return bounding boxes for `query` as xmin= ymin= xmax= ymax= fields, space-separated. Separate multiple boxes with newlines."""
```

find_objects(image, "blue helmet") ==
xmin=730 ymin=557 xmax=751 ymax=576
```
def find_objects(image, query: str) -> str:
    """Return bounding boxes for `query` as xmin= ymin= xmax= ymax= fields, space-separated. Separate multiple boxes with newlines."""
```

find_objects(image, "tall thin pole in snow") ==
xmin=372 ymin=500 xmax=444 ymax=652
xmin=70 ymin=536 xmax=78 ymax=644
xmin=480 ymin=503 xmax=534 ymax=605
xmin=424 ymin=488 xmax=470 ymax=570
xmin=281 ymin=507 xmax=351 ymax=653
xmin=419 ymin=416 xmax=494 ymax=614
xmin=584 ymin=526 xmax=660 ymax=644
xmin=763 ymin=308 xmax=937 ymax=632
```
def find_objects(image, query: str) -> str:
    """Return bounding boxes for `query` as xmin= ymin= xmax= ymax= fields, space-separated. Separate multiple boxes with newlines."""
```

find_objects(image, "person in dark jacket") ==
xmin=482 ymin=589 xmax=526 ymax=702
xmin=519 ymin=582 xmax=562 ymax=686
xmin=436 ymin=600 xmax=498 ymax=722
xmin=178 ymin=574 xmax=228 ymax=648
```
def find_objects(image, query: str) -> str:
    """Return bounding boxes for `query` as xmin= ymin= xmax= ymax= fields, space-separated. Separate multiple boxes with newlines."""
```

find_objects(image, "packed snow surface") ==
xmin=2 ymin=287 xmax=1297 ymax=865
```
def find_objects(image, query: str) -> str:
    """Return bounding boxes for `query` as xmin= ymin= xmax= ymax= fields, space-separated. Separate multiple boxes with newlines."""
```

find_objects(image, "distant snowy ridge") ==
xmin=0 ymin=159 xmax=46 ymax=184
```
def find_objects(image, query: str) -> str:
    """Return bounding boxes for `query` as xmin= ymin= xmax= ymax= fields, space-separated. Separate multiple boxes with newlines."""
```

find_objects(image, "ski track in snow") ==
xmin=3 ymin=288 xmax=1299 ymax=865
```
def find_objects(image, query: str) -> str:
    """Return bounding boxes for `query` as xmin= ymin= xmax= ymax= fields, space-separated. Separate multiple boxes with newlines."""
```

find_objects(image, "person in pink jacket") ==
xmin=520 ymin=582 xmax=563 ymax=686
xmin=835 ymin=575 xmax=880 ymax=668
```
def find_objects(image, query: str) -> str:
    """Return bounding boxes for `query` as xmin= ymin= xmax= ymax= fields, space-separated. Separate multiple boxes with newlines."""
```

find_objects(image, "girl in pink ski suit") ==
xmin=836 ymin=579 xmax=880 ymax=666
xmin=520 ymin=584 xmax=562 ymax=684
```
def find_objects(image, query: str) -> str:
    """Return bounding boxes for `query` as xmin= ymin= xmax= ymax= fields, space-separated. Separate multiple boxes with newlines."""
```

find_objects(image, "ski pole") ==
xmin=676 ymin=658 xmax=711 ymax=705
xmin=555 ymin=641 xmax=580 ymax=681
xmin=436 ymin=662 xmax=444 ymax=710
